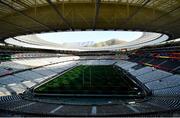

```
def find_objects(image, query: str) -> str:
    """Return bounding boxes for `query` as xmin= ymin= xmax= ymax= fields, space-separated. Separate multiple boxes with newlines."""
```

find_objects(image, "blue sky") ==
xmin=37 ymin=31 xmax=143 ymax=44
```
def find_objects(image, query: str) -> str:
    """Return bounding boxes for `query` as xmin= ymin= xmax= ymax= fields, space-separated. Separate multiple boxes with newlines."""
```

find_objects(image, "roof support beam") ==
xmin=151 ymin=17 xmax=180 ymax=31
xmin=148 ymin=5 xmax=180 ymax=25
xmin=135 ymin=0 xmax=144 ymax=4
xmin=120 ymin=0 xmax=151 ymax=26
xmin=142 ymin=5 xmax=180 ymax=30
xmin=12 ymin=0 xmax=31 ymax=8
xmin=93 ymin=0 xmax=101 ymax=31
xmin=130 ymin=0 xmax=136 ymax=4
xmin=46 ymin=0 xmax=73 ymax=30
xmin=0 ymin=0 xmax=53 ymax=31
xmin=0 ymin=19 xmax=33 ymax=33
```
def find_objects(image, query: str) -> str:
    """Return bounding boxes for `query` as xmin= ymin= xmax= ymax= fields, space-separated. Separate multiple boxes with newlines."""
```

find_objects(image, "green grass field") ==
xmin=35 ymin=65 xmax=141 ymax=95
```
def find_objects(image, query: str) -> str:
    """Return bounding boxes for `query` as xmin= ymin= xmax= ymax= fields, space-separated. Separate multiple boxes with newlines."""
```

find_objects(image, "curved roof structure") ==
xmin=5 ymin=32 xmax=169 ymax=51
xmin=0 ymin=0 xmax=180 ymax=41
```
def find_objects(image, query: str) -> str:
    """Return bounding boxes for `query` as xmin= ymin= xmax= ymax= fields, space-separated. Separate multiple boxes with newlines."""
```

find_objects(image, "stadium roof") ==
xmin=0 ymin=0 xmax=180 ymax=41
xmin=5 ymin=32 xmax=169 ymax=51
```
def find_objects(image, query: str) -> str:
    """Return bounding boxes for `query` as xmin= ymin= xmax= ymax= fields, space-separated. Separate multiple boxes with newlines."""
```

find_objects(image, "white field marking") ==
xmin=11 ymin=102 xmax=36 ymax=110
xmin=126 ymin=105 xmax=140 ymax=113
xmin=50 ymin=105 xmax=63 ymax=113
xmin=91 ymin=106 xmax=97 ymax=115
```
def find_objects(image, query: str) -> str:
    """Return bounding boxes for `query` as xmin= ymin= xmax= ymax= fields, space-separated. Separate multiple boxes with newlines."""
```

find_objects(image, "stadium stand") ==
xmin=0 ymin=54 xmax=179 ymax=116
xmin=0 ymin=0 xmax=180 ymax=116
xmin=0 ymin=56 xmax=80 ymax=96
xmin=0 ymin=42 xmax=179 ymax=116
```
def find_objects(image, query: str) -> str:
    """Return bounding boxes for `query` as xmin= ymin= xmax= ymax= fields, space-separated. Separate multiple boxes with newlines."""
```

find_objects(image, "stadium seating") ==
xmin=153 ymin=86 xmax=180 ymax=96
xmin=0 ymin=54 xmax=179 ymax=116
xmin=0 ymin=61 xmax=30 ymax=71
xmin=0 ymin=56 xmax=80 ymax=96
xmin=1 ymin=56 xmax=178 ymax=98
xmin=0 ymin=67 xmax=12 ymax=76
xmin=136 ymin=69 xmax=172 ymax=83
xmin=0 ymin=75 xmax=22 ymax=85
xmin=7 ymin=83 xmax=27 ymax=94
xmin=0 ymin=94 xmax=180 ymax=116
xmin=115 ymin=59 xmax=180 ymax=98
xmin=80 ymin=60 xmax=115 ymax=65
xmin=129 ymin=67 xmax=154 ymax=76
xmin=146 ymin=75 xmax=180 ymax=90
xmin=0 ymin=95 xmax=22 ymax=103
xmin=0 ymin=87 xmax=11 ymax=96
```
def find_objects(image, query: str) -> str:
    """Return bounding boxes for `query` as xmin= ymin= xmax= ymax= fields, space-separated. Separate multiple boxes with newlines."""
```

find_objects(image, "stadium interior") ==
xmin=0 ymin=0 xmax=180 ymax=117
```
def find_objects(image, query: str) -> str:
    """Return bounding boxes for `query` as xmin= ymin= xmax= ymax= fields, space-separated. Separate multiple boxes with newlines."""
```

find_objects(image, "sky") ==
xmin=36 ymin=31 xmax=143 ymax=44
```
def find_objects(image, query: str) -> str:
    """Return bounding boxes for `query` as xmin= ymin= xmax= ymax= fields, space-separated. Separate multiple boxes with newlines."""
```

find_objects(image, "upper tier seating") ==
xmin=130 ymin=67 xmax=154 ymax=76
xmin=145 ymin=75 xmax=180 ymax=90
xmin=136 ymin=69 xmax=172 ymax=83
xmin=81 ymin=60 xmax=116 ymax=65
